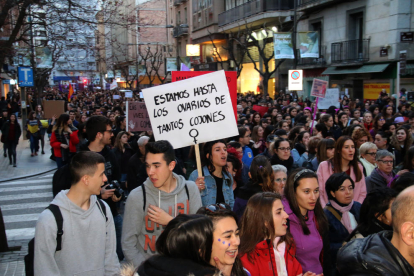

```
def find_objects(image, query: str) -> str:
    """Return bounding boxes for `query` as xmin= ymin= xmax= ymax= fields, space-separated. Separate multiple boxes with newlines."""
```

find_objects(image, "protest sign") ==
xmin=143 ymin=70 xmax=238 ymax=150
xmin=310 ymin=78 xmax=328 ymax=98
xmin=125 ymin=92 xmax=133 ymax=98
xmin=252 ymin=105 xmax=269 ymax=117
xmin=113 ymin=95 xmax=120 ymax=100
xmin=126 ymin=101 xmax=152 ymax=132
xmin=172 ymin=71 xmax=237 ymax=119
xmin=318 ymin=88 xmax=340 ymax=109
xmin=43 ymin=100 xmax=65 ymax=119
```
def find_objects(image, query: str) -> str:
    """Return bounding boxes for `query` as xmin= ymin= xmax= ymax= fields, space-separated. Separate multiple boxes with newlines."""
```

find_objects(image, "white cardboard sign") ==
xmin=318 ymin=88 xmax=340 ymax=109
xmin=288 ymin=70 xmax=303 ymax=91
xmin=142 ymin=70 xmax=238 ymax=149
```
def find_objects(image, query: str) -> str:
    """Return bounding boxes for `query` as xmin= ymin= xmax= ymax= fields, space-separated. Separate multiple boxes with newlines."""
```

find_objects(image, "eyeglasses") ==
xmin=366 ymin=152 xmax=377 ymax=156
xmin=205 ymin=203 xmax=231 ymax=213
xmin=103 ymin=129 xmax=113 ymax=134
xmin=278 ymin=147 xmax=291 ymax=151
xmin=379 ymin=119 xmax=385 ymax=121
xmin=275 ymin=178 xmax=287 ymax=183
xmin=378 ymin=160 xmax=393 ymax=165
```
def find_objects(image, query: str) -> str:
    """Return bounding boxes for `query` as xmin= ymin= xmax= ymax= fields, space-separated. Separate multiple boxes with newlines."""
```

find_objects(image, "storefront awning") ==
xmin=322 ymin=64 xmax=390 ymax=75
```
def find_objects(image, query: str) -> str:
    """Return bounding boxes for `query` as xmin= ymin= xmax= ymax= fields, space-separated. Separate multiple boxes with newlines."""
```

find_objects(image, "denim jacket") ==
xmin=189 ymin=166 xmax=235 ymax=209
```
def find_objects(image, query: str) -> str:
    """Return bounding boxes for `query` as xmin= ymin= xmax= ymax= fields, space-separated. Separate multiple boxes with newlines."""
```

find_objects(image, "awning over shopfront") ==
xmin=322 ymin=64 xmax=390 ymax=75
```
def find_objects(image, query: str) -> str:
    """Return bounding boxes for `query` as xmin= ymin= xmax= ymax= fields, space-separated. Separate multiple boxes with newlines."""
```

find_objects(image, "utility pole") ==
xmin=293 ymin=0 xmax=298 ymax=70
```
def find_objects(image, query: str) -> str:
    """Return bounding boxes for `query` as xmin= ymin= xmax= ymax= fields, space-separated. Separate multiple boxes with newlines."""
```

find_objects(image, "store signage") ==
xmin=288 ymin=70 xmax=303 ymax=91
xmin=400 ymin=50 xmax=407 ymax=75
xmin=401 ymin=32 xmax=413 ymax=42
xmin=380 ymin=47 xmax=388 ymax=57
xmin=186 ymin=44 xmax=200 ymax=56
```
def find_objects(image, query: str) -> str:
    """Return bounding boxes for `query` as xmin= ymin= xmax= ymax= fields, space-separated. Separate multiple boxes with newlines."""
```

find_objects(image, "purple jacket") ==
xmin=282 ymin=198 xmax=323 ymax=274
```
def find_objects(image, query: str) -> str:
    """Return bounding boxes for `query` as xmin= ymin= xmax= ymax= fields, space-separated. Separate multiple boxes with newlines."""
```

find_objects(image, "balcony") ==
xmin=173 ymin=0 xmax=182 ymax=6
xmin=297 ymin=0 xmax=349 ymax=12
xmin=331 ymin=39 xmax=370 ymax=64
xmin=173 ymin=24 xmax=189 ymax=38
xmin=297 ymin=45 xmax=327 ymax=67
xmin=218 ymin=0 xmax=293 ymax=27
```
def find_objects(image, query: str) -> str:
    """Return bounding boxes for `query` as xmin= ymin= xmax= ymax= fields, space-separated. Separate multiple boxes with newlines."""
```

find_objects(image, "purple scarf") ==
xmin=376 ymin=168 xmax=394 ymax=186
xmin=330 ymin=200 xmax=354 ymax=233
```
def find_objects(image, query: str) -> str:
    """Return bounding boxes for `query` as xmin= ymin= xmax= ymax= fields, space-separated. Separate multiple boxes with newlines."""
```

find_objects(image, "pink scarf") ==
xmin=330 ymin=200 xmax=354 ymax=233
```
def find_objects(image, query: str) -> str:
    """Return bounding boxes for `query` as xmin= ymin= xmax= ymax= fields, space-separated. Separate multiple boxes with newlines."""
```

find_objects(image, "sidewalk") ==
xmin=0 ymin=123 xmax=57 ymax=181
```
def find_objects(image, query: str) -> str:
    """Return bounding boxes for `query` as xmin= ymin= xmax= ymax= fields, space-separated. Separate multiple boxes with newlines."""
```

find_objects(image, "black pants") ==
xmin=5 ymin=142 xmax=17 ymax=164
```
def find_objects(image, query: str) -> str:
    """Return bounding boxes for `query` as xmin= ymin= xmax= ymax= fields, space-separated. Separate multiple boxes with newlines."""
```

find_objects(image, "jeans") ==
xmin=55 ymin=157 xmax=67 ymax=169
xmin=5 ymin=142 xmax=17 ymax=164
xmin=113 ymin=214 xmax=124 ymax=261
xmin=29 ymin=133 xmax=39 ymax=153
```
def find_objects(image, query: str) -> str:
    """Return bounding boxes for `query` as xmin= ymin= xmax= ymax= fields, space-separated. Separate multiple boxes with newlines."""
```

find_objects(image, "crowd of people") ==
xmin=2 ymin=86 xmax=414 ymax=275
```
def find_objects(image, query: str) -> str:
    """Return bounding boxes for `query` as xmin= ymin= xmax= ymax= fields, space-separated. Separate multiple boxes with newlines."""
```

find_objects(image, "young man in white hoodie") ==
xmin=34 ymin=151 xmax=120 ymax=276
xmin=122 ymin=140 xmax=202 ymax=269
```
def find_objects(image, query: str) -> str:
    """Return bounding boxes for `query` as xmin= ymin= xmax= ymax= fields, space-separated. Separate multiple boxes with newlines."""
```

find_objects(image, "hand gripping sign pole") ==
xmin=309 ymin=78 xmax=328 ymax=135
xmin=142 ymin=70 xmax=239 ymax=178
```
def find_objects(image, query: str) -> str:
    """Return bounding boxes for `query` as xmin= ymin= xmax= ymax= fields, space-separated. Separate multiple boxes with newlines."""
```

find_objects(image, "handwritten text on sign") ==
xmin=142 ymin=71 xmax=239 ymax=149
xmin=318 ymin=88 xmax=340 ymax=109
xmin=310 ymin=78 xmax=328 ymax=98
xmin=126 ymin=102 xmax=152 ymax=132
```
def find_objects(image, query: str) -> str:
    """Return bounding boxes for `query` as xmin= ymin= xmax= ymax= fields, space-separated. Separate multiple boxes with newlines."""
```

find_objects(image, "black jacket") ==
xmin=138 ymin=255 xmax=219 ymax=276
xmin=337 ymin=231 xmax=414 ymax=276
xmin=366 ymin=168 xmax=393 ymax=193
xmin=270 ymin=154 xmax=293 ymax=172
xmin=1 ymin=121 xmax=21 ymax=144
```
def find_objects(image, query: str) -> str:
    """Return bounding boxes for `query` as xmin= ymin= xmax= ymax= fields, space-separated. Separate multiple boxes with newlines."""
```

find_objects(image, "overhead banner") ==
xmin=35 ymin=47 xmax=53 ymax=68
xmin=143 ymin=71 xmax=238 ymax=149
xmin=126 ymin=101 xmax=152 ymax=132
xmin=171 ymin=71 xmax=237 ymax=119
xmin=310 ymin=78 xmax=328 ymax=98
xmin=288 ymin=70 xmax=303 ymax=91
xmin=363 ymin=83 xmax=390 ymax=99
xmin=166 ymin=58 xmax=177 ymax=72
xmin=298 ymin=32 xmax=319 ymax=58
xmin=273 ymin=33 xmax=294 ymax=59
xmin=318 ymin=88 xmax=340 ymax=109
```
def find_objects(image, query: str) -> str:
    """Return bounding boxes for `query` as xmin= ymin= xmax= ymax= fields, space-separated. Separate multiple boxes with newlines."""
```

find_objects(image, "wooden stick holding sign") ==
xmin=142 ymin=70 xmax=239 ymax=179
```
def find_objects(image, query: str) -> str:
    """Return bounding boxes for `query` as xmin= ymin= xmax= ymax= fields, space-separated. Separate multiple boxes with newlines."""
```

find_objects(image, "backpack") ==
xmin=141 ymin=183 xmax=189 ymax=211
xmin=24 ymin=200 xmax=107 ymax=276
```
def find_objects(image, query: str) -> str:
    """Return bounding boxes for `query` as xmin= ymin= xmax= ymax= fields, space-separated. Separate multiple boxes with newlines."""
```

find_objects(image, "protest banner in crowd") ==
xmin=43 ymin=100 xmax=65 ymax=119
xmin=318 ymin=88 xmax=340 ymax=109
xmin=172 ymin=71 xmax=237 ymax=119
xmin=126 ymin=101 xmax=152 ymax=132
xmin=143 ymin=70 xmax=238 ymax=149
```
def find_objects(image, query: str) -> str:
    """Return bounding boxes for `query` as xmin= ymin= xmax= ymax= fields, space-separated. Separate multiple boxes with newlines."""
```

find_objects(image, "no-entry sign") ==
xmin=288 ymin=70 xmax=303 ymax=91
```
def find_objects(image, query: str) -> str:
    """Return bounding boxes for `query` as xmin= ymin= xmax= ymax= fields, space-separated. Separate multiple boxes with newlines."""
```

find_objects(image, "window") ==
xmin=184 ymin=7 xmax=187 ymax=24
xmin=177 ymin=11 xmax=181 ymax=25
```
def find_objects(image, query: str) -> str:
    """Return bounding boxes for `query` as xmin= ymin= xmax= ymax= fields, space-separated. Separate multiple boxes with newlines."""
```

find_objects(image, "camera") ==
xmin=105 ymin=180 xmax=125 ymax=199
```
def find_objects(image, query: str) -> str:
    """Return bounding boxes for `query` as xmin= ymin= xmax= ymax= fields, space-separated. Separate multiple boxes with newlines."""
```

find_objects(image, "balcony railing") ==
xmin=297 ymin=0 xmax=346 ymax=11
xmin=173 ymin=24 xmax=189 ymax=38
xmin=173 ymin=0 xmax=182 ymax=6
xmin=331 ymin=39 xmax=370 ymax=64
xmin=297 ymin=45 xmax=327 ymax=66
xmin=218 ymin=0 xmax=293 ymax=27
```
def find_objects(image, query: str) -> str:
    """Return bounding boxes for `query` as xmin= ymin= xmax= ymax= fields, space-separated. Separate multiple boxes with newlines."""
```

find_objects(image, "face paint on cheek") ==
xmin=218 ymin=239 xmax=221 ymax=242
xmin=228 ymin=243 xmax=230 ymax=247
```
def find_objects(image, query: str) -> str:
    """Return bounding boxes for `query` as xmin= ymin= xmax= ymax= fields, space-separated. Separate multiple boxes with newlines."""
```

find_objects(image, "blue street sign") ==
xmin=2 ymin=80 xmax=10 ymax=84
xmin=18 ymin=67 xmax=34 ymax=87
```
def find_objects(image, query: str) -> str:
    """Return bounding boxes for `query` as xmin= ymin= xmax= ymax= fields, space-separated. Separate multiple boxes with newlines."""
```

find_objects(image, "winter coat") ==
xmin=50 ymin=129 xmax=79 ymax=157
xmin=1 ymin=121 xmax=21 ymax=144
xmin=232 ymin=180 xmax=263 ymax=220
xmin=270 ymin=155 xmax=294 ymax=172
xmin=137 ymin=255 xmax=221 ymax=276
xmin=282 ymin=198 xmax=332 ymax=275
xmin=317 ymin=161 xmax=367 ymax=208
xmin=366 ymin=168 xmax=394 ymax=193
xmin=240 ymin=239 xmax=302 ymax=276
xmin=324 ymin=202 xmax=361 ymax=274
xmin=337 ymin=231 xmax=414 ymax=276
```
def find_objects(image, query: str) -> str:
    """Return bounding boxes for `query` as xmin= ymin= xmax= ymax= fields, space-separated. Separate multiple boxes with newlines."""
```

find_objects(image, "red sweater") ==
xmin=50 ymin=130 xmax=79 ymax=157
xmin=240 ymin=240 xmax=303 ymax=276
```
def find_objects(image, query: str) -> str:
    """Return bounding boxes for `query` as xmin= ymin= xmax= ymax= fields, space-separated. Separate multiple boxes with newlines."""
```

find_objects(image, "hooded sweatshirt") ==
xmin=34 ymin=190 xmax=120 ymax=276
xmin=122 ymin=173 xmax=202 ymax=269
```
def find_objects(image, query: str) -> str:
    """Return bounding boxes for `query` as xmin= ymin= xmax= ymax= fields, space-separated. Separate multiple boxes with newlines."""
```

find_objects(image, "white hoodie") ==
xmin=34 ymin=190 xmax=120 ymax=276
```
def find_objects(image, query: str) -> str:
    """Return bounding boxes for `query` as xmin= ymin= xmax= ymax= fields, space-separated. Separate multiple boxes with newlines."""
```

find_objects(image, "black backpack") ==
xmin=24 ymin=200 xmax=107 ymax=276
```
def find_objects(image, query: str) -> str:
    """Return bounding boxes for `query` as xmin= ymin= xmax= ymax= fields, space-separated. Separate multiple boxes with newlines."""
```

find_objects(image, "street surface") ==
xmin=0 ymin=172 xmax=54 ymax=276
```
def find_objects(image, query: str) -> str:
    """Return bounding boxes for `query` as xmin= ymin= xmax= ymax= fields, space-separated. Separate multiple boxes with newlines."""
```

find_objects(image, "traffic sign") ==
xmin=18 ymin=67 xmax=34 ymax=87
xmin=288 ymin=70 xmax=303 ymax=91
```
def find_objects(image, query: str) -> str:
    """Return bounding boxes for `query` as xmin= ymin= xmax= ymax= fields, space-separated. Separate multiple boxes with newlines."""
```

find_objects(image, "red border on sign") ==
xmin=291 ymin=71 xmax=300 ymax=80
